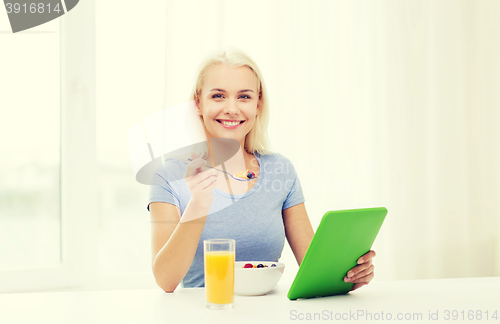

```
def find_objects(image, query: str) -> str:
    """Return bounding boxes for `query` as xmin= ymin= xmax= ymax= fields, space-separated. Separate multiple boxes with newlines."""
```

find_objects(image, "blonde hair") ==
xmin=190 ymin=47 xmax=272 ymax=159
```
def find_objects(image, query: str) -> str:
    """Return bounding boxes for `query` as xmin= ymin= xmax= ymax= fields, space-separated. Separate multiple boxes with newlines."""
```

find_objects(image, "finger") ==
xmin=347 ymin=259 xmax=372 ymax=278
xmin=199 ymin=169 xmax=218 ymax=190
xmin=202 ymin=176 xmax=218 ymax=190
xmin=350 ymin=282 xmax=367 ymax=292
xmin=198 ymin=170 xmax=218 ymax=188
xmin=357 ymin=250 xmax=376 ymax=264
xmin=348 ymin=270 xmax=375 ymax=284
xmin=353 ymin=272 xmax=374 ymax=284
xmin=347 ymin=265 xmax=374 ymax=282
xmin=185 ymin=158 xmax=207 ymax=178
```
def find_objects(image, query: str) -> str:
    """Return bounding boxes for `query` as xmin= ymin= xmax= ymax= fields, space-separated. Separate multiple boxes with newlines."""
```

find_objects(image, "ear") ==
xmin=256 ymin=94 xmax=262 ymax=116
xmin=195 ymin=94 xmax=202 ymax=116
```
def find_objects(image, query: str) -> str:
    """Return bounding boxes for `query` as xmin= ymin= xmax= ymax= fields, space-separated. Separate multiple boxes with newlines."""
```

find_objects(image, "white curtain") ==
xmin=162 ymin=0 xmax=500 ymax=282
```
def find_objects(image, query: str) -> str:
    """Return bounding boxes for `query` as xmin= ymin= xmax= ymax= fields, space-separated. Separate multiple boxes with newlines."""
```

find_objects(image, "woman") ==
xmin=148 ymin=47 xmax=375 ymax=292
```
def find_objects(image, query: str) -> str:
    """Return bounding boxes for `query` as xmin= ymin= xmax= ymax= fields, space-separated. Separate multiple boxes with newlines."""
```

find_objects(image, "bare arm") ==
xmin=282 ymin=202 xmax=314 ymax=266
xmin=150 ymin=153 xmax=218 ymax=292
xmin=150 ymin=200 xmax=209 ymax=293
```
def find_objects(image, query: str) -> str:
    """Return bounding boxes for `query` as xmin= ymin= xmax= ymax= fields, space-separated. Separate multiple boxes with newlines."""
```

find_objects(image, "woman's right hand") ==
xmin=185 ymin=152 xmax=218 ymax=209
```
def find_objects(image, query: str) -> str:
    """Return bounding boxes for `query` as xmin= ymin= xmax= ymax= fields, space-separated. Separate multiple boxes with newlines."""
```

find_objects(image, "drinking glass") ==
xmin=204 ymin=239 xmax=235 ymax=310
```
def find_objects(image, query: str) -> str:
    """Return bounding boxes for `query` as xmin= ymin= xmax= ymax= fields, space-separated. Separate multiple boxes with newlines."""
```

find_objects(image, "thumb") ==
xmin=190 ymin=152 xmax=202 ymax=174
xmin=185 ymin=152 xmax=206 ymax=178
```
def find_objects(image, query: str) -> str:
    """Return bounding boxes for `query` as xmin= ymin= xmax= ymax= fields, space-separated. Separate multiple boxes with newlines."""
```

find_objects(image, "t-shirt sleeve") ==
xmin=282 ymin=158 xmax=305 ymax=210
xmin=147 ymin=159 xmax=182 ymax=212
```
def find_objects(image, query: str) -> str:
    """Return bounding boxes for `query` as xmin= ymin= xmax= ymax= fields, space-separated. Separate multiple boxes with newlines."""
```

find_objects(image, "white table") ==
xmin=1 ymin=277 xmax=499 ymax=324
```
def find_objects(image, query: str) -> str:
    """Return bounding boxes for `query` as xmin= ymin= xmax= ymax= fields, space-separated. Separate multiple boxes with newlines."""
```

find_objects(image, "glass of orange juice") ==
xmin=204 ymin=239 xmax=235 ymax=310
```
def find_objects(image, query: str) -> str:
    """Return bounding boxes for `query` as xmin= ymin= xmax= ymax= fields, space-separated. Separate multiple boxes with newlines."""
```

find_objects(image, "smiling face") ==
xmin=195 ymin=64 xmax=261 ymax=150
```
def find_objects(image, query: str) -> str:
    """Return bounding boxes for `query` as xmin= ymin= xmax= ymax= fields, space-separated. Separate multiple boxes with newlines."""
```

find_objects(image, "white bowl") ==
xmin=234 ymin=261 xmax=285 ymax=296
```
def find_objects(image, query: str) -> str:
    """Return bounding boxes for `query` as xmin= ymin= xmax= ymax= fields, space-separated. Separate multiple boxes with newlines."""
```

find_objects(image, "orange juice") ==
xmin=204 ymin=251 xmax=235 ymax=305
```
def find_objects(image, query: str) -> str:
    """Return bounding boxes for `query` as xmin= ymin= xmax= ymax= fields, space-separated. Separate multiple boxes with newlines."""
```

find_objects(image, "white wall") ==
xmin=105 ymin=0 xmax=500 ymax=285
xmin=2 ymin=0 xmax=499 ymax=292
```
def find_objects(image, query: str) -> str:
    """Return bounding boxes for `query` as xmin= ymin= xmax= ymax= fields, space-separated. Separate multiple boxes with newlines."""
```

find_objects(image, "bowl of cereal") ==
xmin=234 ymin=261 xmax=285 ymax=296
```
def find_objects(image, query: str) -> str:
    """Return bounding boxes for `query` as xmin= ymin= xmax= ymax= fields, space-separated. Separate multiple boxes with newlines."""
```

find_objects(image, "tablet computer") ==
xmin=287 ymin=207 xmax=387 ymax=300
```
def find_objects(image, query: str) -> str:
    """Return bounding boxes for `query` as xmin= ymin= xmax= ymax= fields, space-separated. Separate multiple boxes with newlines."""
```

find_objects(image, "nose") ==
xmin=223 ymin=97 xmax=239 ymax=115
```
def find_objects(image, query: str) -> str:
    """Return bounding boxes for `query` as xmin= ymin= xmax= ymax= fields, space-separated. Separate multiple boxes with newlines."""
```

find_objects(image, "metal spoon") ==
xmin=187 ymin=158 xmax=257 ymax=181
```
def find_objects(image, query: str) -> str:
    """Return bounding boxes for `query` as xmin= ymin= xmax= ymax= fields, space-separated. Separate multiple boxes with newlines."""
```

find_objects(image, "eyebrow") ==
xmin=209 ymin=88 xmax=254 ymax=93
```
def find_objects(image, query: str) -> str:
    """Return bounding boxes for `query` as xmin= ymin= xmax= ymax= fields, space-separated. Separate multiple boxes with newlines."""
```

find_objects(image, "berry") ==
xmin=271 ymin=264 xmax=276 ymax=267
xmin=257 ymin=264 xmax=264 ymax=268
xmin=246 ymin=172 xmax=253 ymax=179
xmin=243 ymin=263 xmax=253 ymax=268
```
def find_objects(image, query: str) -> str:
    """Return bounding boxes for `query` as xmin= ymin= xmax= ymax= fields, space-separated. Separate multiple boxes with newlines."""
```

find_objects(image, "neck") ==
xmin=215 ymin=144 xmax=252 ymax=174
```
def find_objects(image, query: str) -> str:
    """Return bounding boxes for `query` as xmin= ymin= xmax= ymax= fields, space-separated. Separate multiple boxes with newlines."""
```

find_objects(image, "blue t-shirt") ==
xmin=147 ymin=151 xmax=305 ymax=288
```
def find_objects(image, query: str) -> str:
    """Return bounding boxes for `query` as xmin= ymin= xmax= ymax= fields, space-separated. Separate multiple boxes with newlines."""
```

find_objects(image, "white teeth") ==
xmin=221 ymin=121 xmax=240 ymax=126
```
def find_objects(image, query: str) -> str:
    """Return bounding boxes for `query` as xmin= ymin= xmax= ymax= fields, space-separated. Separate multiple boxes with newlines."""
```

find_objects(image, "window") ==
xmin=0 ymin=2 xmax=96 ymax=293
xmin=0 ymin=19 xmax=60 ymax=272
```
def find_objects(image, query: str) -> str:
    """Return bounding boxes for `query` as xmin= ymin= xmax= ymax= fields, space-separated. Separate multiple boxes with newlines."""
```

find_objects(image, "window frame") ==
xmin=0 ymin=0 xmax=97 ymax=293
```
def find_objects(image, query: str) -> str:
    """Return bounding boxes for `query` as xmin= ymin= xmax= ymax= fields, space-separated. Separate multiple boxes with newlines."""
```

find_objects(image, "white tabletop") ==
xmin=1 ymin=277 xmax=499 ymax=324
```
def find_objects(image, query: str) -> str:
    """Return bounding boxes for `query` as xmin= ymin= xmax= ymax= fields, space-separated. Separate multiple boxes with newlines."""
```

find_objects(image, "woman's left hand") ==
xmin=344 ymin=250 xmax=376 ymax=292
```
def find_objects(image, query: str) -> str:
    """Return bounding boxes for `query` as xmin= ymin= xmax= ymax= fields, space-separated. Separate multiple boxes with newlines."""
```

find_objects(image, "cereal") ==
xmin=241 ymin=263 xmax=276 ymax=268
xmin=235 ymin=169 xmax=250 ymax=179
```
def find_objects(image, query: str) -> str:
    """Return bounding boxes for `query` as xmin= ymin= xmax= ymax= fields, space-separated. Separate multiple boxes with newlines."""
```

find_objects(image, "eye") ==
xmin=240 ymin=94 xmax=251 ymax=99
xmin=212 ymin=93 xmax=224 ymax=99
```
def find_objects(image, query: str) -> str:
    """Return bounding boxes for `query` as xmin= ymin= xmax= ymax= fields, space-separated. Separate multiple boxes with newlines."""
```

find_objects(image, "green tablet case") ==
xmin=287 ymin=207 xmax=387 ymax=300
